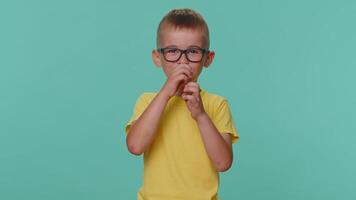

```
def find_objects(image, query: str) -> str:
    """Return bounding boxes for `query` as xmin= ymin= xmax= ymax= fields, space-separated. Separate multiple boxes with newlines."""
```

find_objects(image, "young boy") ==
xmin=125 ymin=8 xmax=240 ymax=200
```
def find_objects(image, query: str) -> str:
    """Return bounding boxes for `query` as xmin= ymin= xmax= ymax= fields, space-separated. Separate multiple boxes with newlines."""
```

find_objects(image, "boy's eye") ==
xmin=187 ymin=49 xmax=201 ymax=54
xmin=166 ymin=48 xmax=179 ymax=54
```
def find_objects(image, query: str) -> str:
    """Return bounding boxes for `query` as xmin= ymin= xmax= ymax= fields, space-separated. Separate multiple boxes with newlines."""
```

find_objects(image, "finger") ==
xmin=184 ymin=83 xmax=200 ymax=92
xmin=175 ymin=74 xmax=190 ymax=88
xmin=176 ymin=83 xmax=185 ymax=96
xmin=184 ymin=82 xmax=199 ymax=90
xmin=174 ymin=64 xmax=193 ymax=73
xmin=185 ymin=81 xmax=199 ymax=87
xmin=177 ymin=64 xmax=193 ymax=73
xmin=175 ymin=65 xmax=193 ymax=78
xmin=183 ymin=85 xmax=199 ymax=94
xmin=173 ymin=66 xmax=192 ymax=74
xmin=186 ymin=83 xmax=201 ymax=96
xmin=181 ymin=93 xmax=196 ymax=102
xmin=172 ymin=68 xmax=193 ymax=80
xmin=183 ymin=95 xmax=200 ymax=105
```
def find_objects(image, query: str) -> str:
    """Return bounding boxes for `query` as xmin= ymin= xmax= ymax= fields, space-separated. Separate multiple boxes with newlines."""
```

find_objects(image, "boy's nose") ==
xmin=177 ymin=52 xmax=189 ymax=64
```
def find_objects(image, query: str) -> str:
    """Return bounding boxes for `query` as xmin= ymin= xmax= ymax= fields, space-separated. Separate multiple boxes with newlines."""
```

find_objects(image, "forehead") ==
xmin=159 ymin=27 xmax=205 ymax=48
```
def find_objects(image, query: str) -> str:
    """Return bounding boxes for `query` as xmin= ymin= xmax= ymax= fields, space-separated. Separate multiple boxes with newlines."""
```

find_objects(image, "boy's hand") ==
xmin=160 ymin=64 xmax=193 ymax=98
xmin=181 ymin=82 xmax=206 ymax=120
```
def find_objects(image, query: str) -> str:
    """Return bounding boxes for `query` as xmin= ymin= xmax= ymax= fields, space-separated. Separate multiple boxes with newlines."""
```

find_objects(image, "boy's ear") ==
xmin=152 ymin=49 xmax=162 ymax=68
xmin=203 ymin=51 xmax=215 ymax=67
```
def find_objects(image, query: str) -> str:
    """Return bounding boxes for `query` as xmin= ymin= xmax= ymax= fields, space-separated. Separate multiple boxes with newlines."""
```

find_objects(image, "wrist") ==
xmin=194 ymin=112 xmax=208 ymax=122
xmin=158 ymin=89 xmax=172 ymax=101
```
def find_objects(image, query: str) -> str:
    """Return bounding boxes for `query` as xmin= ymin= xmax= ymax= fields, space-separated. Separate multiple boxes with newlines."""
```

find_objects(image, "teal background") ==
xmin=1 ymin=0 xmax=355 ymax=199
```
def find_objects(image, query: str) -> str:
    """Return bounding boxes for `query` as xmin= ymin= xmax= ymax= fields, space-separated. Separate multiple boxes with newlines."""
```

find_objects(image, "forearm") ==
xmin=195 ymin=113 xmax=232 ymax=172
xmin=127 ymin=91 xmax=170 ymax=155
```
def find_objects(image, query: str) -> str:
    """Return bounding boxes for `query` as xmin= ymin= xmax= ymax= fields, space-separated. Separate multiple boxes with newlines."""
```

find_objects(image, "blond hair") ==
xmin=156 ymin=8 xmax=210 ymax=49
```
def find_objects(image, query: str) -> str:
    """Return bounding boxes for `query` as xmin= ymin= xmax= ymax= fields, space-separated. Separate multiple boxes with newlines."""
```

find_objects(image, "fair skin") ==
xmin=126 ymin=26 xmax=234 ymax=172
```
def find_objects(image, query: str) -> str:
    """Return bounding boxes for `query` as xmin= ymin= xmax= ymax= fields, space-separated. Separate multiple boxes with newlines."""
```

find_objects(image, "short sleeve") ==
xmin=125 ymin=93 xmax=149 ymax=136
xmin=213 ymin=99 xmax=240 ymax=144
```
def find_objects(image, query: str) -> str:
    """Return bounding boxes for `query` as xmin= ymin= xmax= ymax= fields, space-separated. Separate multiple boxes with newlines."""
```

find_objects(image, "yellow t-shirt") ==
xmin=125 ymin=88 xmax=239 ymax=200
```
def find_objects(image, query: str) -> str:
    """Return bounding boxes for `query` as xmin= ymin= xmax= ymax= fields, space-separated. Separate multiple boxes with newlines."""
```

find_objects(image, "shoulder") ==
xmin=201 ymin=89 xmax=232 ymax=117
xmin=202 ymin=89 xmax=229 ymax=106
xmin=136 ymin=91 xmax=158 ymax=104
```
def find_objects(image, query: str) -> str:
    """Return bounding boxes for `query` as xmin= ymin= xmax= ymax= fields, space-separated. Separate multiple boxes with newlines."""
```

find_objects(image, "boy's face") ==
xmin=152 ymin=27 xmax=215 ymax=82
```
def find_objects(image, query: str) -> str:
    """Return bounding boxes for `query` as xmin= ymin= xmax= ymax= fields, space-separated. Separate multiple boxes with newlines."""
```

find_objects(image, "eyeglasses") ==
xmin=157 ymin=47 xmax=209 ymax=63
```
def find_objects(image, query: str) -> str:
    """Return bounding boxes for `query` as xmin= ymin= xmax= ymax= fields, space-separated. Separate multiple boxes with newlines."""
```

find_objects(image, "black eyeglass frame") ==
xmin=157 ymin=47 xmax=210 ymax=63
